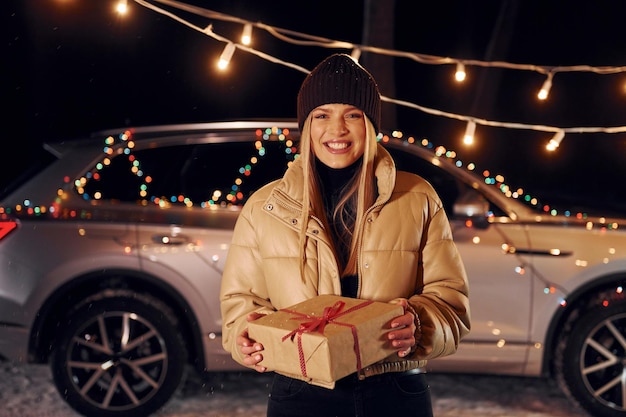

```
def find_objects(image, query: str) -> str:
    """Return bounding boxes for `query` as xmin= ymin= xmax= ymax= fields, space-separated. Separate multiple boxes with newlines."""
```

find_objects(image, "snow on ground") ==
xmin=0 ymin=361 xmax=590 ymax=417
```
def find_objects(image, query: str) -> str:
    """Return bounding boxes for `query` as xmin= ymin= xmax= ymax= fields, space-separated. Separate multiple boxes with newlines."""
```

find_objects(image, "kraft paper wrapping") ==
xmin=248 ymin=294 xmax=403 ymax=389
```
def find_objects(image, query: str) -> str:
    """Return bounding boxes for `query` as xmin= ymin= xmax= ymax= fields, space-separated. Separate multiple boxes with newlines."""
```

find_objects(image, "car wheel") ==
xmin=557 ymin=301 xmax=626 ymax=417
xmin=51 ymin=290 xmax=187 ymax=417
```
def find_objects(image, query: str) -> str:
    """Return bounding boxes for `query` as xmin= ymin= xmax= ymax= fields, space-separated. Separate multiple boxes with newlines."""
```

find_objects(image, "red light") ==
xmin=0 ymin=221 xmax=17 ymax=240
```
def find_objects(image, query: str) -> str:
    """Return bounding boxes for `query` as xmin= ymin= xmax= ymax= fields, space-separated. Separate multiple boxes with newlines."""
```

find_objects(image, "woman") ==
xmin=220 ymin=53 xmax=470 ymax=417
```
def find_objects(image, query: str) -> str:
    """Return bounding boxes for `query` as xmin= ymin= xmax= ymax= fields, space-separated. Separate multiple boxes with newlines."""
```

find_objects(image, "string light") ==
xmin=350 ymin=48 xmax=362 ymax=61
xmin=546 ymin=130 xmax=564 ymax=151
xmin=217 ymin=42 xmax=236 ymax=70
xmin=241 ymin=23 xmax=252 ymax=45
xmin=538 ymin=73 xmax=553 ymax=100
xmin=455 ymin=62 xmax=466 ymax=82
xmin=122 ymin=0 xmax=626 ymax=150
xmin=137 ymin=1 xmax=626 ymax=77
xmin=116 ymin=0 xmax=128 ymax=14
xmin=463 ymin=121 xmax=476 ymax=145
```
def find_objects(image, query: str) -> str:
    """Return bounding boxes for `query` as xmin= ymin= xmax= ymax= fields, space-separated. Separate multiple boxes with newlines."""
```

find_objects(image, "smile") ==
xmin=325 ymin=142 xmax=351 ymax=150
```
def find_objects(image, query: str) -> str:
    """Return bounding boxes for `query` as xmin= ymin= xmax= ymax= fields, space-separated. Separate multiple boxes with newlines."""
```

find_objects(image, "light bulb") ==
xmin=538 ymin=76 xmax=553 ymax=100
xmin=463 ymin=121 xmax=476 ymax=145
xmin=350 ymin=48 xmax=362 ymax=61
xmin=455 ymin=63 xmax=466 ymax=82
xmin=217 ymin=43 xmax=236 ymax=70
xmin=546 ymin=131 xmax=564 ymax=151
xmin=241 ymin=24 xmax=252 ymax=46
xmin=116 ymin=0 xmax=128 ymax=14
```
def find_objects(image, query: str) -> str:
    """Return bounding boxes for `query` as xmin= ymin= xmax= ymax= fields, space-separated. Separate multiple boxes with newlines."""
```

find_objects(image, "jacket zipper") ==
xmin=355 ymin=199 xmax=387 ymax=297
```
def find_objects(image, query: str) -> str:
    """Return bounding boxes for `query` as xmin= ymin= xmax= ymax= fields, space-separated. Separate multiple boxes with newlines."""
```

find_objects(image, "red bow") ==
xmin=281 ymin=300 xmax=374 ymax=378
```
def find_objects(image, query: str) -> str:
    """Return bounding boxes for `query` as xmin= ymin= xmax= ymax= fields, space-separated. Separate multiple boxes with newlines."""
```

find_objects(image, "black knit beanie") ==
xmin=297 ymin=54 xmax=381 ymax=133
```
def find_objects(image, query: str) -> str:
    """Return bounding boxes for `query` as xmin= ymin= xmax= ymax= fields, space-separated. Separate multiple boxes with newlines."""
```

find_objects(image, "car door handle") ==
xmin=151 ymin=235 xmax=189 ymax=245
xmin=503 ymin=245 xmax=572 ymax=257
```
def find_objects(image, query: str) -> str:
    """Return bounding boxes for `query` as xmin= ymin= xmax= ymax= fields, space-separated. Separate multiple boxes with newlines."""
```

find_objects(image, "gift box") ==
xmin=247 ymin=294 xmax=403 ymax=388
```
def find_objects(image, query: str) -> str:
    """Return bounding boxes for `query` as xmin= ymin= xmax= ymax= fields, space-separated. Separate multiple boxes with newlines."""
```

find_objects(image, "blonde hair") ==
xmin=297 ymin=114 xmax=379 ymax=281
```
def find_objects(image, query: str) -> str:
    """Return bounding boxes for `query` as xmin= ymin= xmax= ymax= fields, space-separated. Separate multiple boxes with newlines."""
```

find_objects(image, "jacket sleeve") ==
xmin=407 ymin=201 xmax=471 ymax=360
xmin=219 ymin=200 xmax=275 ymax=367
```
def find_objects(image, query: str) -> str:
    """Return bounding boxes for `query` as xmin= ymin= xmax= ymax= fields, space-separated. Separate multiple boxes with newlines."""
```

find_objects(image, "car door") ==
xmin=387 ymin=145 xmax=534 ymax=374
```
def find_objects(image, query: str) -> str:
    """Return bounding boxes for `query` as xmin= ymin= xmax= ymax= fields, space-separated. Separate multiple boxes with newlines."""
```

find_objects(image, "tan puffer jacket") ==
xmin=220 ymin=144 xmax=470 ymax=382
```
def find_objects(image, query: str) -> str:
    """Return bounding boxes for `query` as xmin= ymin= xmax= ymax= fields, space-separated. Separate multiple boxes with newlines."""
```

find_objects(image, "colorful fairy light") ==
xmin=0 ymin=122 xmax=620 ymax=232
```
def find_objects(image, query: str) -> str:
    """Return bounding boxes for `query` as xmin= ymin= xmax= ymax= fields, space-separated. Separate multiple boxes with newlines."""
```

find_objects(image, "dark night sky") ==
xmin=5 ymin=0 xmax=626 ymax=214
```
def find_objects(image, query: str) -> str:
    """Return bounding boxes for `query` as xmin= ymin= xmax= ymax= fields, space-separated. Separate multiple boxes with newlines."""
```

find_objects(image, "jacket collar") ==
xmin=272 ymin=143 xmax=397 ymax=208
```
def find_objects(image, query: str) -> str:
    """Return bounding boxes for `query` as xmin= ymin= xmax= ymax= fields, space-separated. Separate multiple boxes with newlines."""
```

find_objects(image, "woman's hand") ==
xmin=236 ymin=312 xmax=267 ymax=372
xmin=388 ymin=299 xmax=417 ymax=358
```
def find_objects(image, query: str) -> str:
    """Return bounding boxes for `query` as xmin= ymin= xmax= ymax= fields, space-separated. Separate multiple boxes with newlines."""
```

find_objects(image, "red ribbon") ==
xmin=280 ymin=299 xmax=374 ymax=378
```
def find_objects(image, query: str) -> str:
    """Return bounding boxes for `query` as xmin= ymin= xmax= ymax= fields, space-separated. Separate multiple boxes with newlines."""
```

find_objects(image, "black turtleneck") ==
xmin=315 ymin=158 xmax=360 ymax=297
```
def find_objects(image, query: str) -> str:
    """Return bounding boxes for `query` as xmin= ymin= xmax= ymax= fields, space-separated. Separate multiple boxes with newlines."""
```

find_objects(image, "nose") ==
xmin=329 ymin=118 xmax=348 ymax=135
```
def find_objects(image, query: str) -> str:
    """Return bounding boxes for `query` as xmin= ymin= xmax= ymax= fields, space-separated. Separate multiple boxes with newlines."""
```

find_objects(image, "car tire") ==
xmin=50 ymin=290 xmax=187 ymax=417
xmin=556 ymin=301 xmax=626 ymax=417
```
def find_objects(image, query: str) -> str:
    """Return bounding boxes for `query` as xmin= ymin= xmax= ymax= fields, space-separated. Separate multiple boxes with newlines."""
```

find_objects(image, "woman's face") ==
xmin=309 ymin=103 xmax=367 ymax=169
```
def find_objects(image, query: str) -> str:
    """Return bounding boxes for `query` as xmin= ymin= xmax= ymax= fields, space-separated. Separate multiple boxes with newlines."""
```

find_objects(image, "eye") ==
xmin=346 ymin=111 xmax=363 ymax=119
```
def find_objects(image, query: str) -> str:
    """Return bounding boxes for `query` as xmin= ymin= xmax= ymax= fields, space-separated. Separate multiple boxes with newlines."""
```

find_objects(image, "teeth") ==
xmin=326 ymin=142 xmax=349 ymax=150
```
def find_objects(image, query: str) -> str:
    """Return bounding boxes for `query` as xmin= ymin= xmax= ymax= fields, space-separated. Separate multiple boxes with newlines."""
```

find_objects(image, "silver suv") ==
xmin=2 ymin=121 xmax=626 ymax=417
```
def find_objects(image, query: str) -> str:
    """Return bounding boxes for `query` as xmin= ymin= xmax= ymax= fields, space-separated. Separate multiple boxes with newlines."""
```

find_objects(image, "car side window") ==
xmin=177 ymin=141 xmax=295 ymax=206
xmin=387 ymin=147 xmax=461 ymax=215
xmin=387 ymin=146 xmax=506 ymax=218
xmin=80 ymin=140 xmax=295 ymax=207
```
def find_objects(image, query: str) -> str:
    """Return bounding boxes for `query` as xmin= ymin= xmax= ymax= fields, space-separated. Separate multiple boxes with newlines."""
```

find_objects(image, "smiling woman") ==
xmin=219 ymin=53 xmax=471 ymax=417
